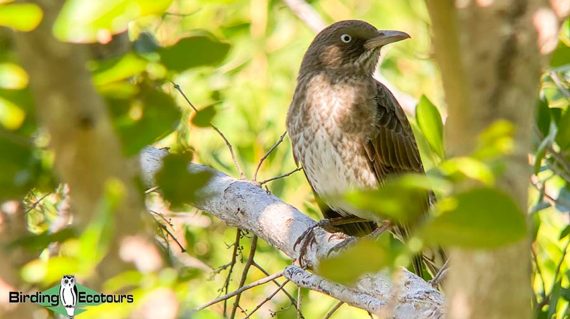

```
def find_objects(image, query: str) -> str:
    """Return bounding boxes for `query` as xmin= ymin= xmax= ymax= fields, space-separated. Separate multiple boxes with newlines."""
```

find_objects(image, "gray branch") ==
xmin=140 ymin=147 xmax=444 ymax=318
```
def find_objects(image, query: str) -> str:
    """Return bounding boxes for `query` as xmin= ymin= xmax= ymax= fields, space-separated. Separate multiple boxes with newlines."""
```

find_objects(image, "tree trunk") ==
xmin=425 ymin=1 xmax=561 ymax=318
xmin=14 ymin=0 xmax=153 ymax=287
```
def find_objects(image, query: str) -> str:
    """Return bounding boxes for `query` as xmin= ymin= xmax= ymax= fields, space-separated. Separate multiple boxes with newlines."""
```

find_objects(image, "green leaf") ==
xmin=0 ymin=3 xmax=43 ymax=31
xmin=550 ymin=42 xmax=570 ymax=68
xmin=108 ymin=82 xmax=180 ymax=155
xmin=0 ymin=63 xmax=29 ymax=89
xmin=0 ymin=96 xmax=26 ymax=130
xmin=191 ymin=104 xmax=217 ymax=127
xmin=416 ymin=95 xmax=444 ymax=158
xmin=159 ymin=34 xmax=231 ymax=71
xmin=474 ymin=120 xmax=514 ymax=160
xmin=548 ymin=281 xmax=562 ymax=319
xmin=343 ymin=174 xmax=448 ymax=224
xmin=535 ymin=98 xmax=551 ymax=137
xmin=317 ymin=236 xmax=404 ymax=284
xmin=8 ymin=228 xmax=77 ymax=252
xmin=555 ymin=108 xmax=570 ymax=151
xmin=78 ymin=179 xmax=125 ymax=265
xmin=560 ymin=225 xmax=570 ymax=240
xmin=155 ymin=153 xmax=214 ymax=209
xmin=561 ymin=287 xmax=570 ymax=302
xmin=439 ymin=157 xmax=495 ymax=185
xmin=53 ymin=0 xmax=173 ymax=43
xmin=91 ymin=53 xmax=148 ymax=87
xmin=419 ymin=187 xmax=527 ymax=248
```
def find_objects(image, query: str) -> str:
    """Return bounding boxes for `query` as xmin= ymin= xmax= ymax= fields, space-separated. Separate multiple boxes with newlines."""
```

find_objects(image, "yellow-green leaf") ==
xmin=0 ymin=3 xmax=42 ymax=31
xmin=416 ymin=95 xmax=444 ymax=158
xmin=419 ymin=187 xmax=527 ymax=248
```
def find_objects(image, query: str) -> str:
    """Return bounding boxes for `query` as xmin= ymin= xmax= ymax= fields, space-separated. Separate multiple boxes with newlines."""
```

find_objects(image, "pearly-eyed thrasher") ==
xmin=287 ymin=20 xmax=436 ymax=274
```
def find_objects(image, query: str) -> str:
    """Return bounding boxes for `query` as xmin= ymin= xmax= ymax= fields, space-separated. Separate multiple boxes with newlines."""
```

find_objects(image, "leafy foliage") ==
xmin=419 ymin=187 xmax=526 ymax=248
xmin=0 ymin=0 xmax=568 ymax=318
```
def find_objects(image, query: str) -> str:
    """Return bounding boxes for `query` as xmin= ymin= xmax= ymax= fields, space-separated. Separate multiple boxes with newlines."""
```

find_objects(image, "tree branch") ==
xmin=140 ymin=147 xmax=444 ymax=318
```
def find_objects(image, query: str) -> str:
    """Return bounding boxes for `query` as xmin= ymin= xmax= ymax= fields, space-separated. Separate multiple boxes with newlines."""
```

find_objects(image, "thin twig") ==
xmin=145 ymin=186 xmax=159 ymax=194
xmin=211 ymin=125 xmax=245 ymax=178
xmin=222 ymin=229 xmax=242 ymax=317
xmin=531 ymin=245 xmax=546 ymax=301
xmin=149 ymin=209 xmax=174 ymax=227
xmin=24 ymin=192 xmax=51 ymax=214
xmin=253 ymin=261 xmax=304 ymax=318
xmin=149 ymin=210 xmax=185 ymax=253
xmin=254 ymin=130 xmax=288 ymax=181
xmin=171 ymin=82 xmax=245 ymax=178
xmin=549 ymin=71 xmax=570 ymax=99
xmin=230 ymin=236 xmax=259 ymax=319
xmin=243 ymin=279 xmax=291 ymax=319
xmin=196 ymin=271 xmax=284 ymax=311
xmin=281 ymin=0 xmax=326 ymax=33
xmin=324 ymin=301 xmax=344 ymax=319
xmin=260 ymin=167 xmax=303 ymax=185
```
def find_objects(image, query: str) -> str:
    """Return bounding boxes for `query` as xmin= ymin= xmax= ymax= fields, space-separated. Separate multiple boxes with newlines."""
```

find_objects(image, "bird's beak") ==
xmin=364 ymin=30 xmax=410 ymax=50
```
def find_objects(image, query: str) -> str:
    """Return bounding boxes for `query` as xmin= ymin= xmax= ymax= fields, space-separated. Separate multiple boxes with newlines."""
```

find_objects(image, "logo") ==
xmin=8 ymin=275 xmax=134 ymax=318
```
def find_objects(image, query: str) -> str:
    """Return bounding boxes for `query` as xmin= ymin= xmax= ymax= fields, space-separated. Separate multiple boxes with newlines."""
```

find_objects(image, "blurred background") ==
xmin=0 ymin=0 xmax=568 ymax=318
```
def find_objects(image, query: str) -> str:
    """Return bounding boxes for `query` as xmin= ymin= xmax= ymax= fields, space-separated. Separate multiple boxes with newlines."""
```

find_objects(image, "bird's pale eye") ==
xmin=340 ymin=34 xmax=352 ymax=43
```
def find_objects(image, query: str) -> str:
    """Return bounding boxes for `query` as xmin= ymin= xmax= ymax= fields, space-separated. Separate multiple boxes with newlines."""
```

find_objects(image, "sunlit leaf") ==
xmin=78 ymin=179 xmax=125 ymax=265
xmin=419 ymin=187 xmax=527 ymax=248
xmin=416 ymin=95 xmax=444 ymax=158
xmin=155 ymin=153 xmax=214 ymax=209
xmin=343 ymin=174 xmax=448 ymax=224
xmin=91 ymin=53 xmax=148 ymax=86
xmin=159 ymin=34 xmax=231 ymax=71
xmin=0 ymin=3 xmax=42 ymax=31
xmin=439 ymin=157 xmax=495 ymax=185
xmin=53 ymin=0 xmax=173 ymax=43
xmin=474 ymin=120 xmax=514 ymax=160
xmin=550 ymin=42 xmax=570 ymax=68
xmin=0 ymin=63 xmax=29 ymax=89
xmin=0 ymin=96 xmax=25 ymax=130
xmin=317 ymin=236 xmax=404 ymax=284
xmin=190 ymin=104 xmax=217 ymax=127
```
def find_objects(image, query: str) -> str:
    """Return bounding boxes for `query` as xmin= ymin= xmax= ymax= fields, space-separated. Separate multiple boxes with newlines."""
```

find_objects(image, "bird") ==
xmin=287 ymin=20 xmax=436 ymax=274
xmin=60 ymin=275 xmax=78 ymax=318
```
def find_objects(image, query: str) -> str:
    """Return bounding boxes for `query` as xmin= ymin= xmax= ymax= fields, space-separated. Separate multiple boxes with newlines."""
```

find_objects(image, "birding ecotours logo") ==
xmin=8 ymin=275 xmax=134 ymax=318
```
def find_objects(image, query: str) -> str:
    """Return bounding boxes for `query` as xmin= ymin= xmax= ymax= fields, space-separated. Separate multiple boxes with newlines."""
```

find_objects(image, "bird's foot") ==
xmin=328 ymin=220 xmax=392 ymax=256
xmin=293 ymin=219 xmax=337 ymax=267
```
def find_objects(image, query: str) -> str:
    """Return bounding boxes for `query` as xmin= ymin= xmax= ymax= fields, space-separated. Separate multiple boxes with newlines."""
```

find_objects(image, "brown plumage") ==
xmin=287 ymin=20 xmax=432 ymax=273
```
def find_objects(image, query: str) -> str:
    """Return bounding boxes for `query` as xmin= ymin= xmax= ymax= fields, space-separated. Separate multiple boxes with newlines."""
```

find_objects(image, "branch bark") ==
xmin=140 ymin=147 xmax=445 ymax=318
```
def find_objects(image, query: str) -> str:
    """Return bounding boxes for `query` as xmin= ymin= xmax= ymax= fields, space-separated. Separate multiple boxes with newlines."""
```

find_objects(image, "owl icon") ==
xmin=60 ymin=275 xmax=78 ymax=318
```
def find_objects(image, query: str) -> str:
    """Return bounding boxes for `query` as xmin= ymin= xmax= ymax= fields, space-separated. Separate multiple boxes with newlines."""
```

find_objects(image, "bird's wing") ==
xmin=364 ymin=81 xmax=431 ymax=275
xmin=364 ymin=81 xmax=424 ymax=178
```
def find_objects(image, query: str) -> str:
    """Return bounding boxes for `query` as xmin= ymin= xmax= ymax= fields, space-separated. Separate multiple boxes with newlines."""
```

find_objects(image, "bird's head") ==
xmin=299 ymin=20 xmax=410 ymax=75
